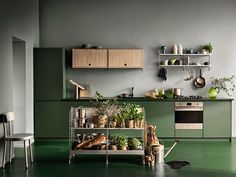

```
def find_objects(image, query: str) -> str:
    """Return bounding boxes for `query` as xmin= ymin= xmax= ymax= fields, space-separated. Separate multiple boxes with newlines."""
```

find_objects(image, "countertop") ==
xmin=62 ymin=97 xmax=234 ymax=102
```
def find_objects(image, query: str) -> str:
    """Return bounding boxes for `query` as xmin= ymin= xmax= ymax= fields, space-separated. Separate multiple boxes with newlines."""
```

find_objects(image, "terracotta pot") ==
xmin=118 ymin=146 xmax=127 ymax=150
xmin=96 ymin=115 xmax=107 ymax=128
xmin=128 ymin=120 xmax=134 ymax=128
xmin=117 ymin=120 xmax=125 ymax=128
xmin=97 ymin=144 xmax=106 ymax=150
xmin=109 ymin=121 xmax=117 ymax=128
xmin=134 ymin=120 xmax=140 ymax=128
xmin=109 ymin=145 xmax=117 ymax=150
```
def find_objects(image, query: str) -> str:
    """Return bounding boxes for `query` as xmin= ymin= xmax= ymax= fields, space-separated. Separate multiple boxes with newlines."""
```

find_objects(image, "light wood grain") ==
xmin=108 ymin=49 xmax=143 ymax=68
xmin=72 ymin=49 xmax=108 ymax=68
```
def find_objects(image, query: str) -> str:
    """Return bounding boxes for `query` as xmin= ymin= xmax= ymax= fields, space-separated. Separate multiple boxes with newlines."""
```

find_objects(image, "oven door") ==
xmin=175 ymin=111 xmax=203 ymax=129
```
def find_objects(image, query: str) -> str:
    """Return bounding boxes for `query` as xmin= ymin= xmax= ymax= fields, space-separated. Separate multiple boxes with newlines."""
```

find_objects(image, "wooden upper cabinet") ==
xmin=108 ymin=49 xmax=143 ymax=68
xmin=72 ymin=49 xmax=108 ymax=68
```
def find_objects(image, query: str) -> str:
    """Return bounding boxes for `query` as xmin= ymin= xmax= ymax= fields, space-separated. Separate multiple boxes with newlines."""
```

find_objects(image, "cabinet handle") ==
xmin=124 ymin=63 xmax=127 ymax=66
xmin=88 ymin=63 xmax=91 ymax=66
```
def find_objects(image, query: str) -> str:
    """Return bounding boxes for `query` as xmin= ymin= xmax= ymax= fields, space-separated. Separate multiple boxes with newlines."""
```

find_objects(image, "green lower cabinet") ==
xmin=203 ymin=101 xmax=231 ymax=138
xmin=34 ymin=101 xmax=90 ymax=138
xmin=175 ymin=129 xmax=203 ymax=138
xmin=145 ymin=102 xmax=174 ymax=138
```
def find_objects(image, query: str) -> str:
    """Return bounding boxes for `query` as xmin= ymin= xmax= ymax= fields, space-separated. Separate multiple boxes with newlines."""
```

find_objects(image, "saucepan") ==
xmin=173 ymin=88 xmax=183 ymax=96
xmin=194 ymin=69 xmax=206 ymax=88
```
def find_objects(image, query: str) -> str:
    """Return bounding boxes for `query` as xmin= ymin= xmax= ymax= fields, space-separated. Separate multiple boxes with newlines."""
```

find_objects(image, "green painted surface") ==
xmin=35 ymin=100 xmax=232 ymax=139
xmin=1 ymin=140 xmax=236 ymax=176
xmin=145 ymin=102 xmax=175 ymax=138
xmin=204 ymin=101 xmax=231 ymax=138
xmin=34 ymin=48 xmax=66 ymax=100
xmin=175 ymin=129 xmax=203 ymax=138
xmin=34 ymin=101 xmax=90 ymax=138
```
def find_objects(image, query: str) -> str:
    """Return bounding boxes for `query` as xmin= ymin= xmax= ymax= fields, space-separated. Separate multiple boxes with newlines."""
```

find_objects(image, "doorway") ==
xmin=12 ymin=37 xmax=26 ymax=134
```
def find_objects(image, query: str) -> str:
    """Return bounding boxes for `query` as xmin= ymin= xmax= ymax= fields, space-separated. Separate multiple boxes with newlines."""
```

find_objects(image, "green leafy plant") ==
xmin=128 ymin=137 xmax=141 ymax=147
xmin=202 ymin=42 xmax=213 ymax=53
xmin=109 ymin=135 xmax=118 ymax=145
xmin=117 ymin=135 xmax=128 ymax=147
xmin=119 ymin=103 xmax=144 ymax=121
xmin=210 ymin=75 xmax=235 ymax=96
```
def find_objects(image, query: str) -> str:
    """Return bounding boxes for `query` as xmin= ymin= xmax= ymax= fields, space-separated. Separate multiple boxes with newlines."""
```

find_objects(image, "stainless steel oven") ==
xmin=175 ymin=102 xmax=203 ymax=129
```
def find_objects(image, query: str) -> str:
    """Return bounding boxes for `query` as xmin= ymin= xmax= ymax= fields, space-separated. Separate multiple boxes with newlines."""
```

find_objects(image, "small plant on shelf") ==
xmin=202 ymin=42 xmax=213 ymax=54
xmin=90 ymin=91 xmax=119 ymax=128
xmin=128 ymin=137 xmax=141 ymax=150
xmin=109 ymin=135 xmax=118 ymax=150
xmin=117 ymin=135 xmax=128 ymax=150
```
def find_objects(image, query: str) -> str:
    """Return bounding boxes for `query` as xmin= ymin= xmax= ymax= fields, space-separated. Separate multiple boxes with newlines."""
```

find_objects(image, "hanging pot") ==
xmin=194 ymin=69 xmax=206 ymax=88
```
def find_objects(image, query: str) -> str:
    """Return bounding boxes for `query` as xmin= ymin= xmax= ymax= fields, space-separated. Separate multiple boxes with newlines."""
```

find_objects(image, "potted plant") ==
xmin=128 ymin=137 xmax=141 ymax=150
xmin=117 ymin=135 xmax=128 ymax=150
xmin=202 ymin=42 xmax=213 ymax=54
xmin=122 ymin=103 xmax=136 ymax=128
xmin=208 ymin=75 xmax=235 ymax=99
xmin=109 ymin=115 xmax=118 ymax=128
xmin=133 ymin=110 xmax=144 ymax=128
xmin=90 ymin=92 xmax=119 ymax=128
xmin=116 ymin=106 xmax=128 ymax=128
xmin=109 ymin=135 xmax=117 ymax=150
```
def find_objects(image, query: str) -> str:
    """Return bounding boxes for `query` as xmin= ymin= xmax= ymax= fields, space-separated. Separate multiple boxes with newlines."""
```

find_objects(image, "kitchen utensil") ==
xmin=194 ymin=69 xmax=206 ymax=88
xmin=158 ymin=68 xmax=167 ymax=81
xmin=184 ymin=67 xmax=193 ymax=81
xmin=173 ymin=88 xmax=182 ymax=96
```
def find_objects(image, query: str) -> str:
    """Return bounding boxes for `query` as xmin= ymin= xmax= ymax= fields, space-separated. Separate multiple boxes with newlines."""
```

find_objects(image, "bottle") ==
xmin=173 ymin=44 xmax=178 ymax=54
xmin=178 ymin=43 xmax=183 ymax=54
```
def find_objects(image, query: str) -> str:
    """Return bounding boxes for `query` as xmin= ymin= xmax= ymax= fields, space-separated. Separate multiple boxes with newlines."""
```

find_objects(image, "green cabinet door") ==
xmin=34 ymin=48 xmax=66 ymax=100
xmin=145 ymin=102 xmax=174 ymax=138
xmin=34 ymin=101 xmax=90 ymax=138
xmin=204 ymin=101 xmax=231 ymax=138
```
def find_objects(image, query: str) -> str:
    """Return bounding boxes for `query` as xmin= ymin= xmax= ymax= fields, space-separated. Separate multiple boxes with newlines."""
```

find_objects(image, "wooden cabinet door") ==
xmin=72 ymin=49 xmax=107 ymax=68
xmin=108 ymin=49 xmax=143 ymax=68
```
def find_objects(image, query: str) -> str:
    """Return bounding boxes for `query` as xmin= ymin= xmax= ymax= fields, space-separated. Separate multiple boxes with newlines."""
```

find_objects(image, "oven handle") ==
xmin=175 ymin=109 xmax=203 ymax=111
xmin=175 ymin=106 xmax=203 ymax=111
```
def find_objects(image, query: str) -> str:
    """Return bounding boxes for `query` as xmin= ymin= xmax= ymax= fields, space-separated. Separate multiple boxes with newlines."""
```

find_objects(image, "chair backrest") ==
xmin=0 ymin=112 xmax=15 ymax=138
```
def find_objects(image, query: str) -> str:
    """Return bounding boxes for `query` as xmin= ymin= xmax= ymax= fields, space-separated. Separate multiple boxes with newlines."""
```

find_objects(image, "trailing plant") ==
xmin=210 ymin=75 xmax=235 ymax=96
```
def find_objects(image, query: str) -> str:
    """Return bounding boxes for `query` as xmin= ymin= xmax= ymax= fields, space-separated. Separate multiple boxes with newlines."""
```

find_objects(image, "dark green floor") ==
xmin=1 ymin=139 xmax=236 ymax=177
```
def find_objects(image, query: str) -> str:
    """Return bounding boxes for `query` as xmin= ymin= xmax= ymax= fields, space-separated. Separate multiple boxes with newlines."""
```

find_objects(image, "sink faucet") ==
xmin=129 ymin=87 xmax=134 ymax=98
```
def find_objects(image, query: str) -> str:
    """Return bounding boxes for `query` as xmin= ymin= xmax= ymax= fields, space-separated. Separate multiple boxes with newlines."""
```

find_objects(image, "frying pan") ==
xmin=194 ymin=69 xmax=205 ymax=88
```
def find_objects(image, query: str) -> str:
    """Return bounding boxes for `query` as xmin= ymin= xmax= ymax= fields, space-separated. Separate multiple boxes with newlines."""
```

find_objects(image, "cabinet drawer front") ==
xmin=108 ymin=49 xmax=143 ymax=68
xmin=72 ymin=49 xmax=107 ymax=68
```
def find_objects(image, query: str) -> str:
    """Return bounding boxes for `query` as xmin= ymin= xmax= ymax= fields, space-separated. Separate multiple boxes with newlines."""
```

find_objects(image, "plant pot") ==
xmin=117 ymin=120 xmax=125 ymax=128
xmin=109 ymin=145 xmax=117 ymax=150
xmin=134 ymin=120 xmax=139 ymax=128
xmin=208 ymin=87 xmax=219 ymax=99
xmin=126 ymin=120 xmax=134 ymax=128
xmin=118 ymin=146 xmax=127 ymax=150
xmin=138 ymin=120 xmax=144 ymax=128
xmin=109 ymin=121 xmax=117 ymax=128
xmin=96 ymin=115 xmax=107 ymax=128
xmin=97 ymin=144 xmax=106 ymax=150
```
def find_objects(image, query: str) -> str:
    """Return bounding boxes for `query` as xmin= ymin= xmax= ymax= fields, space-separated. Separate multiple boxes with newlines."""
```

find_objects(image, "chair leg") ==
xmin=2 ymin=141 xmax=7 ymax=168
xmin=9 ymin=141 xmax=12 ymax=163
xmin=28 ymin=139 xmax=33 ymax=163
xmin=24 ymin=140 xmax=28 ymax=169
